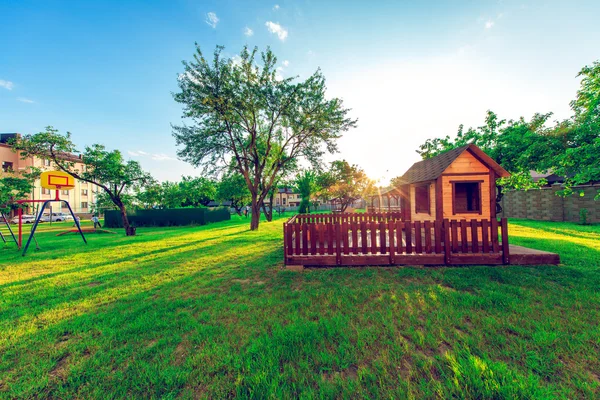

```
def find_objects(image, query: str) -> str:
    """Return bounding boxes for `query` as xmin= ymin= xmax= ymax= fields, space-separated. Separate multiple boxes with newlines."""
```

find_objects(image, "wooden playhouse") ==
xmin=283 ymin=145 xmax=560 ymax=268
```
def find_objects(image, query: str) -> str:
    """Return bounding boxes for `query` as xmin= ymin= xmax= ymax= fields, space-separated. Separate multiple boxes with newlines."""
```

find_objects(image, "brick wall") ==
xmin=500 ymin=184 xmax=600 ymax=223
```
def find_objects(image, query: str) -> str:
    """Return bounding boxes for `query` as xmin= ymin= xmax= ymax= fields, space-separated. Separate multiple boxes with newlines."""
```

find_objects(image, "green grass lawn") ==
xmin=1 ymin=216 xmax=599 ymax=398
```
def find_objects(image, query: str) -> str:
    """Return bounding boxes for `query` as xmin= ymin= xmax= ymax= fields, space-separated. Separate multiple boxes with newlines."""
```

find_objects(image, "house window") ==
xmin=62 ymin=190 xmax=69 ymax=195
xmin=44 ymin=159 xmax=51 ymax=167
xmin=81 ymin=202 xmax=88 ymax=209
xmin=415 ymin=184 xmax=430 ymax=214
xmin=2 ymin=161 xmax=13 ymax=172
xmin=82 ymin=189 xmax=88 ymax=196
xmin=42 ymin=188 xmax=50 ymax=195
xmin=283 ymin=198 xmax=286 ymax=205
xmin=453 ymin=181 xmax=482 ymax=214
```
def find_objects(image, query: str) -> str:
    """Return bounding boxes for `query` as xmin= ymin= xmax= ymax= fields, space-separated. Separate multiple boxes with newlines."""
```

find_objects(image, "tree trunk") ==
xmin=119 ymin=204 xmax=136 ymax=236
xmin=262 ymin=194 xmax=274 ymax=222
xmin=250 ymin=196 xmax=261 ymax=230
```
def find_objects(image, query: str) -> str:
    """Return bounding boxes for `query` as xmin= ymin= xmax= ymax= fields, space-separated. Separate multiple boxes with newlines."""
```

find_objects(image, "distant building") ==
xmin=271 ymin=187 xmax=301 ymax=208
xmin=530 ymin=170 xmax=568 ymax=186
xmin=1 ymin=133 xmax=97 ymax=216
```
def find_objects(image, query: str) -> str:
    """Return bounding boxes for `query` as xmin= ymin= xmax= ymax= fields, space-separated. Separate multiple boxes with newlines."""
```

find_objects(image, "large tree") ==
xmin=173 ymin=45 xmax=356 ymax=229
xmin=318 ymin=160 xmax=374 ymax=212
xmin=12 ymin=127 xmax=152 ymax=235
xmin=553 ymin=61 xmax=600 ymax=198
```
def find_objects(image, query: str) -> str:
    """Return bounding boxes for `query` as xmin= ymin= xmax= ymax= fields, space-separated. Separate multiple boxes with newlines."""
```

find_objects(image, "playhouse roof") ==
xmin=397 ymin=144 xmax=510 ymax=185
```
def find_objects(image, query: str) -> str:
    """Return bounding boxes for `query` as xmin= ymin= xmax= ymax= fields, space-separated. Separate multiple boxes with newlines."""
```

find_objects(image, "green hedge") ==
xmin=104 ymin=207 xmax=230 ymax=228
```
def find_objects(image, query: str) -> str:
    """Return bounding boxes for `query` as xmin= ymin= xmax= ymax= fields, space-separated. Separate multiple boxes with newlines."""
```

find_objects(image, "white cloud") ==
xmin=273 ymin=4 xmax=280 ymax=10
xmin=265 ymin=21 xmax=288 ymax=41
xmin=0 ymin=79 xmax=14 ymax=90
xmin=244 ymin=27 xmax=254 ymax=36
xmin=282 ymin=60 xmax=289 ymax=67
xmin=485 ymin=19 xmax=495 ymax=29
xmin=128 ymin=150 xmax=174 ymax=161
xmin=205 ymin=12 xmax=219 ymax=28
xmin=128 ymin=150 xmax=148 ymax=157
xmin=152 ymin=153 xmax=176 ymax=161
xmin=17 ymin=97 xmax=35 ymax=103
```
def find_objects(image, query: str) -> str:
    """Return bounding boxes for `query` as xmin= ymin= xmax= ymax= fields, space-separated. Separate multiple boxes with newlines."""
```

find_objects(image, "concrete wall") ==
xmin=500 ymin=184 xmax=600 ymax=223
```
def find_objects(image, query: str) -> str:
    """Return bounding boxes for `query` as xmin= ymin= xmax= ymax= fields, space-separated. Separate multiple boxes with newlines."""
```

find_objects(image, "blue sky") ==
xmin=1 ymin=0 xmax=599 ymax=183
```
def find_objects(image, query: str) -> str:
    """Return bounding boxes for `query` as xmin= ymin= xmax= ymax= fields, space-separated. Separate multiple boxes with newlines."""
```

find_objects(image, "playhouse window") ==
xmin=453 ymin=182 xmax=481 ymax=214
xmin=415 ymin=184 xmax=430 ymax=214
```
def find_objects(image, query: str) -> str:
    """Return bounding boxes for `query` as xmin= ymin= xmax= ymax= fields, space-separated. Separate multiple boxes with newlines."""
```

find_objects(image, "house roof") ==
xmin=397 ymin=144 xmax=510 ymax=185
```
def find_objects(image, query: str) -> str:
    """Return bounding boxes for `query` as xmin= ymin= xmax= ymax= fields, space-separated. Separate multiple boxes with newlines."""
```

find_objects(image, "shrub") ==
xmin=103 ymin=207 xmax=230 ymax=228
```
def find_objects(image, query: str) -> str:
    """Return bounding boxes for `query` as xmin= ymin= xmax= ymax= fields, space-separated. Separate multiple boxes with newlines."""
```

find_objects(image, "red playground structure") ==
xmin=16 ymin=171 xmax=86 ymax=256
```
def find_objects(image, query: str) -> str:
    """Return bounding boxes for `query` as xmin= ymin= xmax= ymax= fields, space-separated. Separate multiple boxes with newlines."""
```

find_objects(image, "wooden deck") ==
xmin=283 ymin=213 xmax=560 ymax=268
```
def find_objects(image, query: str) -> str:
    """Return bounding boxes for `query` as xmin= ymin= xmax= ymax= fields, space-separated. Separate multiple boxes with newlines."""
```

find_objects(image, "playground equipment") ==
xmin=16 ymin=170 xmax=86 ymax=256
xmin=1 ymin=211 xmax=17 ymax=245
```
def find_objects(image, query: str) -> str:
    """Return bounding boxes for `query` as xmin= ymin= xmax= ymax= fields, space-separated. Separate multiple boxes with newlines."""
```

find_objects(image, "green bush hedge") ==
xmin=104 ymin=207 xmax=230 ymax=228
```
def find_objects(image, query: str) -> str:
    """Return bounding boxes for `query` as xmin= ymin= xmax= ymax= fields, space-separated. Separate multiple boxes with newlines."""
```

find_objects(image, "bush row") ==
xmin=104 ymin=207 xmax=230 ymax=228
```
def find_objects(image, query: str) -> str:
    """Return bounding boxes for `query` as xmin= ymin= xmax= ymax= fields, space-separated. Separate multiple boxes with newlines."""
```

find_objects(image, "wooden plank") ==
xmin=294 ymin=223 xmax=301 ymax=255
xmin=436 ymin=176 xmax=444 ymax=220
xmin=396 ymin=221 xmax=404 ymax=254
xmin=327 ymin=223 xmax=334 ymax=255
xmin=340 ymin=254 xmax=445 ymax=266
xmin=448 ymin=254 xmax=503 ymax=265
xmin=451 ymin=220 xmax=458 ymax=253
xmin=481 ymin=219 xmax=490 ymax=253
xmin=379 ymin=221 xmax=387 ymax=254
xmin=336 ymin=223 xmax=342 ymax=265
xmin=444 ymin=219 xmax=451 ymax=264
xmin=283 ymin=223 xmax=288 ymax=264
xmin=434 ymin=220 xmax=442 ymax=254
xmin=501 ymin=218 xmax=510 ymax=264
xmin=351 ymin=222 xmax=358 ymax=255
xmin=424 ymin=221 xmax=432 ymax=253
xmin=491 ymin=218 xmax=499 ymax=253
xmin=361 ymin=221 xmax=368 ymax=254
xmin=405 ymin=222 xmax=413 ymax=254
xmin=414 ymin=221 xmax=423 ymax=253
xmin=460 ymin=220 xmax=468 ymax=253
xmin=471 ymin=219 xmax=479 ymax=253
xmin=388 ymin=221 xmax=395 ymax=263
xmin=342 ymin=222 xmax=349 ymax=255
xmin=302 ymin=223 xmax=309 ymax=255
xmin=370 ymin=222 xmax=378 ymax=254
xmin=287 ymin=256 xmax=337 ymax=266
xmin=310 ymin=224 xmax=317 ymax=255
xmin=489 ymin=170 xmax=497 ymax=219
xmin=318 ymin=224 xmax=325 ymax=255
xmin=287 ymin=223 xmax=294 ymax=261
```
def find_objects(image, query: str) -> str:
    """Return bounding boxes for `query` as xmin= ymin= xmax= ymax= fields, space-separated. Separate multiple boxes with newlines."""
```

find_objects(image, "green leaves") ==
xmin=317 ymin=160 xmax=374 ymax=211
xmin=173 ymin=44 xmax=355 ymax=229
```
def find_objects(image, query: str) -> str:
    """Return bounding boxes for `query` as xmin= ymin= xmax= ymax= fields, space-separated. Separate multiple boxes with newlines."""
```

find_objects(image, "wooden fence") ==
xmin=283 ymin=213 xmax=509 ymax=266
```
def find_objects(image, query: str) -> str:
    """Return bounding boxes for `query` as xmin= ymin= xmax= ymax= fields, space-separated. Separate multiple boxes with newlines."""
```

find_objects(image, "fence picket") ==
xmin=405 ymin=222 xmax=413 ymax=254
xmin=460 ymin=220 xmax=468 ymax=253
xmin=471 ymin=219 xmax=479 ymax=253
xmin=415 ymin=221 xmax=422 ymax=254
xmin=370 ymin=222 xmax=377 ymax=254
xmin=434 ymin=220 xmax=442 ymax=254
xmin=424 ymin=221 xmax=432 ymax=253
xmin=481 ymin=219 xmax=490 ymax=253
xmin=451 ymin=220 xmax=458 ymax=253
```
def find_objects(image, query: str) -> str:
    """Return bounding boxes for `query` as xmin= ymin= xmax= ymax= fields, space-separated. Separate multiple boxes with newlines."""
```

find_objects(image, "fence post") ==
xmin=501 ymin=218 xmax=510 ymax=264
xmin=443 ymin=219 xmax=451 ymax=265
xmin=388 ymin=220 xmax=395 ymax=264
xmin=336 ymin=222 xmax=342 ymax=265
xmin=283 ymin=222 xmax=287 ymax=265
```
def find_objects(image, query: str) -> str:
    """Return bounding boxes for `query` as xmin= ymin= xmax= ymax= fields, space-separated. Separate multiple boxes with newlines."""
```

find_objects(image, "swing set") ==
xmin=10 ymin=171 xmax=87 ymax=256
